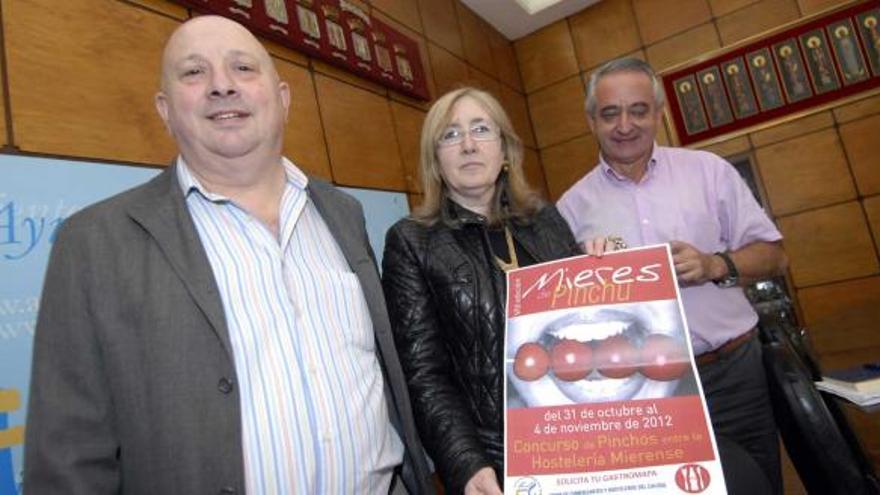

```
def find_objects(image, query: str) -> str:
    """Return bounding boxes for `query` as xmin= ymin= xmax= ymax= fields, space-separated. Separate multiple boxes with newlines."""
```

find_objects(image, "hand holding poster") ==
xmin=504 ymin=245 xmax=726 ymax=494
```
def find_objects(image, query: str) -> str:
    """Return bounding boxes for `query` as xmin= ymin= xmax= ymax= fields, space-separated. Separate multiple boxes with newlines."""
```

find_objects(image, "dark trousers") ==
xmin=698 ymin=334 xmax=782 ymax=494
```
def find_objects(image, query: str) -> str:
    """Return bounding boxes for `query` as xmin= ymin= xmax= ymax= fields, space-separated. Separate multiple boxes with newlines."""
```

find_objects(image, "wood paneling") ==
xmin=456 ymin=3 xmax=494 ymax=77
xmin=277 ymin=61 xmax=331 ymax=179
xmin=127 ymin=0 xmax=189 ymax=19
xmin=645 ymin=23 xmax=721 ymax=72
xmin=315 ymin=75 xmax=405 ymax=190
xmin=796 ymin=0 xmax=856 ymax=15
xmin=522 ymin=147 xmax=549 ymax=199
xmin=514 ymin=21 xmax=579 ymax=93
xmin=699 ymin=135 xmax=751 ymax=157
xmin=633 ymin=0 xmax=712 ymax=45
xmin=756 ymin=129 xmax=855 ymax=216
xmin=390 ymin=101 xmax=425 ymax=193
xmin=833 ymin=93 xmax=880 ymax=124
xmin=749 ymin=111 xmax=833 ymax=148
xmin=716 ymin=0 xmax=800 ymax=46
xmin=428 ymin=42 xmax=469 ymax=99
xmin=4 ymin=0 xmax=177 ymax=164
xmin=498 ymin=85 xmax=536 ymax=149
xmin=778 ymin=201 xmax=878 ymax=287
xmin=863 ymin=195 xmax=880 ymax=246
xmin=418 ymin=0 xmax=463 ymax=57
xmin=798 ymin=276 xmax=880 ymax=328
xmin=569 ymin=0 xmax=642 ymax=71
xmin=0 ymin=58 xmax=6 ymax=146
xmin=527 ymin=76 xmax=589 ymax=148
xmin=840 ymin=114 xmax=880 ymax=196
xmin=311 ymin=58 xmax=387 ymax=96
xmin=540 ymin=134 xmax=599 ymax=201
xmin=466 ymin=66 xmax=501 ymax=97
xmin=371 ymin=0 xmax=423 ymax=33
xmin=488 ymin=30 xmax=522 ymax=91
xmin=708 ymin=0 xmax=761 ymax=16
xmin=262 ymin=38 xmax=309 ymax=66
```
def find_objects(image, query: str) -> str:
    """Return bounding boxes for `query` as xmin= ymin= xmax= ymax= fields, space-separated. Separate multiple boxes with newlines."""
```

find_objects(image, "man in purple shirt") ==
xmin=557 ymin=57 xmax=788 ymax=493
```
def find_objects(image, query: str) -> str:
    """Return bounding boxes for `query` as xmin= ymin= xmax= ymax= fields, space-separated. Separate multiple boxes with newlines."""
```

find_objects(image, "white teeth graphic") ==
xmin=549 ymin=321 xmax=630 ymax=341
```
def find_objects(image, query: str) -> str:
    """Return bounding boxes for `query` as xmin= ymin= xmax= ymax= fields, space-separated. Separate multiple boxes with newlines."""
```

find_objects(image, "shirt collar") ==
xmin=176 ymin=155 xmax=309 ymax=201
xmin=600 ymin=142 xmax=660 ymax=183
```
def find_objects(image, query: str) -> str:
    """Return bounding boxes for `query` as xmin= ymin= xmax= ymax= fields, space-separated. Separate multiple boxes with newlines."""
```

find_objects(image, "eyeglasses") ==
xmin=436 ymin=123 xmax=500 ymax=147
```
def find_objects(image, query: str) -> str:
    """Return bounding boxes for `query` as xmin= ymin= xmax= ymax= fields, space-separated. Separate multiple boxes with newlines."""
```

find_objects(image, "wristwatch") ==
xmin=712 ymin=251 xmax=738 ymax=288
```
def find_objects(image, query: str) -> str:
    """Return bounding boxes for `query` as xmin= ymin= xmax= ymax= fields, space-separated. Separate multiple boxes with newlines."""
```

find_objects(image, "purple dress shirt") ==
xmin=557 ymin=145 xmax=782 ymax=355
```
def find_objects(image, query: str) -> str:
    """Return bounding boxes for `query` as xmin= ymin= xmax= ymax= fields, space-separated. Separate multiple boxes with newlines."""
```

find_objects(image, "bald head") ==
xmin=160 ymin=15 xmax=279 ymax=92
xmin=154 ymin=14 xmax=291 ymax=171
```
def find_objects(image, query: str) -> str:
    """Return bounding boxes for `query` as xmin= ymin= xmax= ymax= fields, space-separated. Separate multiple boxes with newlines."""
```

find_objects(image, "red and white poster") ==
xmin=504 ymin=245 xmax=726 ymax=494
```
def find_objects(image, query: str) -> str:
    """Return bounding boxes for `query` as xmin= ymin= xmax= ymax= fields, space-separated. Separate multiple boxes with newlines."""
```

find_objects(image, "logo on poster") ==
xmin=513 ymin=476 xmax=541 ymax=495
xmin=675 ymin=463 xmax=711 ymax=493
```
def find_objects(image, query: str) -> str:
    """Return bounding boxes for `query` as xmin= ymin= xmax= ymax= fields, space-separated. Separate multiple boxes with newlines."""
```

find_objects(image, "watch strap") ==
xmin=713 ymin=251 xmax=738 ymax=287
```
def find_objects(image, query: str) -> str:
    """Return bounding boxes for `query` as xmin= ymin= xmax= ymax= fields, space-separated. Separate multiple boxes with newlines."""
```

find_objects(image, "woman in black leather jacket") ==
xmin=381 ymin=87 xmax=581 ymax=494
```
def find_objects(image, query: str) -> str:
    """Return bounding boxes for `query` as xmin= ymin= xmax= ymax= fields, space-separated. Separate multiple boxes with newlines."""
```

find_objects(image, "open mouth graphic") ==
xmin=506 ymin=300 xmax=692 ymax=407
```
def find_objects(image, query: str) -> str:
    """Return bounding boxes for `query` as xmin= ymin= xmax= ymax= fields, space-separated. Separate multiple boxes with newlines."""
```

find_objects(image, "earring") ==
xmin=502 ymin=161 xmax=510 ymax=172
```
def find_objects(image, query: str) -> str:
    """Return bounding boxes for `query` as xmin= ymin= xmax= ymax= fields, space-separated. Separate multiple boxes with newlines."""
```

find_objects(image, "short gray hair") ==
xmin=585 ymin=57 xmax=666 ymax=116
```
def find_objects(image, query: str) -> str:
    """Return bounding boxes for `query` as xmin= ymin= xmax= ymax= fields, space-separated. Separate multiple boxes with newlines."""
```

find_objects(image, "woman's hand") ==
xmin=464 ymin=467 xmax=502 ymax=495
xmin=582 ymin=236 xmax=627 ymax=257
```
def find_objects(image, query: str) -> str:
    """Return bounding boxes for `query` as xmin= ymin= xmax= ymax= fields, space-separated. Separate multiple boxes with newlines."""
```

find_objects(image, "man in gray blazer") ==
xmin=24 ymin=15 xmax=432 ymax=495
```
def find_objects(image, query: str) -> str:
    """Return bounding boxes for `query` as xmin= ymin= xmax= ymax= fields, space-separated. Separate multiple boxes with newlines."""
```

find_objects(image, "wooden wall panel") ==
xmin=749 ymin=112 xmax=834 ymax=148
xmin=0 ymin=59 xmax=6 ymax=146
xmin=390 ymin=101 xmax=426 ymax=193
xmin=428 ymin=43 xmax=469 ymax=99
xmin=522 ymin=147 xmax=549 ymax=199
xmin=569 ymin=0 xmax=642 ymax=71
xmin=527 ymin=76 xmax=589 ymax=148
xmin=540 ymin=134 xmax=599 ymax=201
xmin=371 ymin=0 xmax=423 ymax=33
xmin=799 ymin=276 xmax=880 ymax=327
xmin=645 ymin=23 xmax=721 ymax=72
xmin=633 ymin=0 xmax=712 ymax=45
xmin=832 ymin=93 xmax=880 ymax=123
xmin=4 ymin=0 xmax=177 ymax=164
xmin=127 ymin=0 xmax=188 ymax=18
xmin=708 ymin=0 xmax=761 ymax=16
xmin=863 ymin=196 xmax=880 ymax=254
xmin=315 ymin=75 xmax=405 ymax=190
xmin=756 ymin=129 xmax=855 ymax=216
xmin=498 ymin=85 xmax=536 ymax=149
xmin=418 ymin=0 xmax=463 ymax=57
xmin=489 ymin=30 xmax=523 ymax=91
xmin=699 ymin=135 xmax=751 ymax=157
xmin=456 ymin=3 xmax=495 ymax=77
xmin=277 ymin=61 xmax=331 ymax=179
xmin=466 ymin=67 xmax=501 ymax=97
xmin=715 ymin=0 xmax=800 ymax=46
xmin=778 ymin=201 xmax=878 ymax=287
xmin=840 ymin=114 xmax=880 ymax=197
xmin=514 ymin=21 xmax=579 ymax=93
xmin=797 ymin=0 xmax=857 ymax=15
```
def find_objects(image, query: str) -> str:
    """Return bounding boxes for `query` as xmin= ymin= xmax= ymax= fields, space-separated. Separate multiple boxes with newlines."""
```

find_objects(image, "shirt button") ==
xmin=218 ymin=377 xmax=234 ymax=394
xmin=642 ymin=219 xmax=649 ymax=225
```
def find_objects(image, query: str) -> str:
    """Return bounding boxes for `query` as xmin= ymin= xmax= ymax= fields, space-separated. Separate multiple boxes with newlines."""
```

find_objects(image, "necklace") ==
xmin=494 ymin=226 xmax=520 ymax=272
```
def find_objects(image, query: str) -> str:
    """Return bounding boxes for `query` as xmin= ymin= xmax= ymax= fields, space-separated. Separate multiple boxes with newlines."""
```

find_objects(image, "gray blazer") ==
xmin=24 ymin=165 xmax=433 ymax=494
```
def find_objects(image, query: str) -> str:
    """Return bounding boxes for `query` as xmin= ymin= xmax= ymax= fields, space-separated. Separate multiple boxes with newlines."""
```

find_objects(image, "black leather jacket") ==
xmin=381 ymin=200 xmax=580 ymax=493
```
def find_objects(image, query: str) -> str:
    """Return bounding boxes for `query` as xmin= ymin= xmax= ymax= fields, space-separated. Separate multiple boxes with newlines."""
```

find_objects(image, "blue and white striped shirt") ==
xmin=178 ymin=157 xmax=403 ymax=494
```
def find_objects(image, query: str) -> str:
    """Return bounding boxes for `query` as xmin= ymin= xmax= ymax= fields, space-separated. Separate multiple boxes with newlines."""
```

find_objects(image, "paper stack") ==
xmin=815 ymin=362 xmax=880 ymax=407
